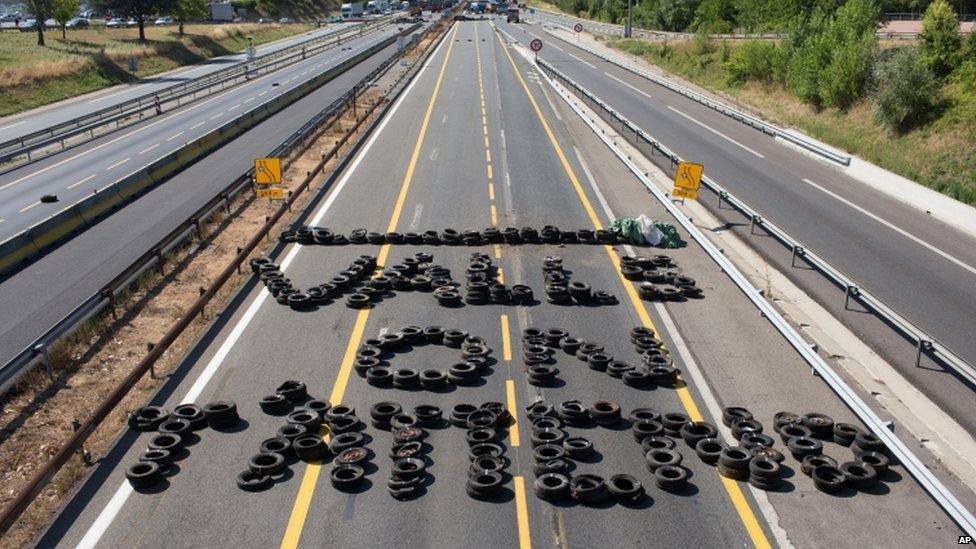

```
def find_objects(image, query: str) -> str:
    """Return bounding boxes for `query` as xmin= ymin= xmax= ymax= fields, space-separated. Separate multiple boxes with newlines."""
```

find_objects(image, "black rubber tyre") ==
xmin=801 ymin=454 xmax=838 ymax=476
xmin=801 ymin=413 xmax=835 ymax=440
xmin=237 ymin=470 xmax=272 ymax=492
xmin=172 ymin=404 xmax=207 ymax=430
xmin=557 ymin=400 xmax=588 ymax=425
xmin=654 ymin=466 xmax=689 ymax=492
xmin=330 ymin=464 xmax=365 ymax=491
xmin=278 ymin=423 xmax=308 ymax=441
xmin=532 ymin=458 xmax=569 ymax=477
xmin=249 ymin=452 xmax=286 ymax=475
xmin=717 ymin=462 xmax=749 ymax=481
xmin=778 ymin=423 xmax=813 ymax=443
xmin=607 ymin=474 xmax=645 ymax=502
xmin=329 ymin=415 xmax=362 ymax=434
xmin=392 ymin=425 xmax=426 ymax=444
xmin=260 ymin=394 xmax=293 ymax=415
xmin=645 ymin=448 xmax=682 ymax=471
xmin=260 ymin=437 xmax=293 ymax=458
xmin=392 ymin=457 xmax=427 ymax=479
xmin=570 ymin=474 xmax=610 ymax=504
xmin=640 ymin=436 xmax=676 ymax=454
xmin=718 ymin=446 xmax=752 ymax=470
xmin=414 ymin=404 xmax=443 ymax=426
xmin=695 ymin=438 xmax=725 ymax=465
xmin=840 ymin=461 xmax=878 ymax=490
xmin=203 ymin=400 xmax=239 ymax=429
xmin=534 ymin=473 xmax=571 ymax=501
xmin=465 ymin=409 xmax=499 ymax=429
xmin=276 ymin=380 xmax=308 ymax=402
xmin=147 ymin=433 xmax=183 ymax=452
xmin=749 ymin=456 xmax=782 ymax=479
xmin=328 ymin=432 xmax=364 ymax=454
xmin=852 ymin=431 xmax=886 ymax=453
xmin=370 ymin=401 xmax=403 ymax=430
xmin=632 ymin=419 xmax=665 ymax=442
xmin=468 ymin=442 xmax=505 ymax=461
xmin=534 ymin=443 xmax=567 ymax=463
xmin=419 ymin=369 xmax=448 ymax=390
xmin=787 ymin=436 xmax=823 ymax=459
xmin=366 ymin=367 xmax=393 ymax=387
xmin=730 ymin=418 xmax=763 ymax=440
xmin=466 ymin=471 xmax=504 ymax=500
xmin=157 ymin=418 xmax=192 ymax=438
xmin=393 ymin=369 xmax=420 ymax=389
xmin=722 ymin=406 xmax=753 ymax=428
xmin=293 ymin=435 xmax=328 ymax=462
xmin=662 ymin=412 xmax=691 ymax=437
xmin=773 ymin=411 xmax=801 ymax=433
xmin=855 ymin=451 xmax=890 ymax=476
xmin=469 ymin=455 xmax=507 ymax=476
xmin=680 ymin=421 xmax=718 ymax=447
xmin=748 ymin=474 xmax=782 ymax=491
xmin=530 ymin=428 xmax=567 ymax=447
xmin=531 ymin=416 xmax=562 ymax=430
xmin=390 ymin=441 xmax=424 ymax=460
xmin=628 ymin=408 xmax=662 ymax=424
xmin=832 ymin=422 xmax=861 ymax=446
xmin=562 ymin=437 xmax=593 ymax=459
xmin=751 ymin=446 xmax=786 ymax=464
xmin=287 ymin=410 xmax=322 ymax=433
xmin=126 ymin=461 xmax=162 ymax=488
xmin=588 ymin=401 xmax=621 ymax=425
xmin=139 ymin=449 xmax=172 ymax=468
xmin=740 ymin=433 xmax=776 ymax=452
xmin=812 ymin=465 xmax=846 ymax=493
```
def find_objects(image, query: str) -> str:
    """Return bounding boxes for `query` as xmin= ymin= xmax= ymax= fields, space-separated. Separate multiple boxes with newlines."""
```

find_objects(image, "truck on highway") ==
xmin=366 ymin=0 xmax=389 ymax=14
xmin=341 ymin=2 xmax=365 ymax=19
xmin=506 ymin=5 xmax=519 ymax=22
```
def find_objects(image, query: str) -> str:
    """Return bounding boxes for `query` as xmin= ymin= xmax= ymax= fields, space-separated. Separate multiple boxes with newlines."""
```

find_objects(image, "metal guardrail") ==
xmin=527 ymin=17 xmax=852 ymax=166
xmin=0 ymin=24 xmax=421 ymax=396
xmin=534 ymin=56 xmax=975 ymax=388
xmin=534 ymin=55 xmax=976 ymax=537
xmin=0 ymin=19 xmax=394 ymax=169
xmin=0 ymin=18 xmax=445 ymax=536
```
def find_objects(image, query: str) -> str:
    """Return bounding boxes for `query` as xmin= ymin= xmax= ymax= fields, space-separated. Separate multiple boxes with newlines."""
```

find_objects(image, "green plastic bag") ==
xmin=653 ymin=221 xmax=686 ymax=249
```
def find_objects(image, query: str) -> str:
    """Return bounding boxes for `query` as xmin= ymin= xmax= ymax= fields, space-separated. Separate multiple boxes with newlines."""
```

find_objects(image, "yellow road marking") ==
xmin=513 ymin=476 xmax=531 ymax=548
xmin=486 ymin=149 xmax=491 ymax=163
xmin=279 ymin=24 xmax=459 ymax=549
xmin=493 ymin=243 xmax=502 ymax=259
xmin=500 ymin=315 xmax=513 ymax=361
xmin=496 ymin=266 xmax=505 ymax=285
xmin=488 ymin=182 xmax=495 ymax=198
xmin=490 ymin=204 xmax=498 ymax=225
xmin=487 ymin=164 xmax=494 ymax=181
xmin=505 ymin=379 xmax=520 ymax=446
xmin=497 ymin=30 xmax=771 ymax=549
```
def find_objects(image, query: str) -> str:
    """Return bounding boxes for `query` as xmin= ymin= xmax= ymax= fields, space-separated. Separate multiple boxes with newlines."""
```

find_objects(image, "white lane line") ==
xmin=210 ymin=112 xmax=223 ymax=121
xmin=73 ymin=27 xmax=454 ymax=549
xmin=538 ymin=81 xmax=562 ymax=121
xmin=165 ymin=131 xmax=184 ymax=142
xmin=189 ymin=121 xmax=206 ymax=130
xmin=802 ymin=178 xmax=976 ymax=277
xmin=105 ymin=157 xmax=130 ymax=170
xmin=227 ymin=104 xmax=241 ymax=111
xmin=565 ymin=51 xmax=596 ymax=69
xmin=88 ymin=85 xmax=148 ymax=103
xmin=0 ymin=218 xmax=4 ymax=223
xmin=243 ymin=97 xmax=255 ymax=104
xmin=605 ymin=72 xmax=652 ymax=99
xmin=138 ymin=143 xmax=159 ymax=155
xmin=666 ymin=105 xmax=765 ymax=158
xmin=258 ymin=91 xmax=268 ymax=96
xmin=545 ymin=40 xmax=564 ymax=52
xmin=0 ymin=120 xmax=26 ymax=131
xmin=68 ymin=174 xmax=96 ymax=189
xmin=19 ymin=201 xmax=41 ymax=213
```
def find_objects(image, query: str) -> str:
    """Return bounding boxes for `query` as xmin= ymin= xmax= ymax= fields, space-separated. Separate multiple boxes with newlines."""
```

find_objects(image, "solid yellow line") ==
xmin=500 ymin=314 xmax=513 ymax=361
xmin=505 ymin=379 xmax=520 ymax=447
xmin=490 ymin=204 xmax=498 ymax=225
xmin=513 ymin=476 xmax=531 ymax=549
xmin=496 ymin=31 xmax=770 ymax=549
xmin=488 ymin=182 xmax=495 ymax=198
xmin=280 ymin=24 xmax=459 ymax=549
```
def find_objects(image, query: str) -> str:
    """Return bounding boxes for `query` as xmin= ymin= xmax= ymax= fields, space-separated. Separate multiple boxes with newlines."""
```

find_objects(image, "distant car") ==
xmin=154 ymin=16 xmax=173 ymax=25
xmin=17 ymin=18 xmax=37 ymax=30
xmin=65 ymin=17 xmax=90 ymax=28
xmin=278 ymin=17 xmax=292 ymax=23
xmin=106 ymin=18 xmax=123 ymax=27
xmin=258 ymin=17 xmax=272 ymax=23
xmin=328 ymin=15 xmax=343 ymax=22
xmin=44 ymin=18 xmax=57 ymax=27
xmin=125 ymin=18 xmax=137 ymax=27
xmin=0 ymin=13 xmax=21 ymax=22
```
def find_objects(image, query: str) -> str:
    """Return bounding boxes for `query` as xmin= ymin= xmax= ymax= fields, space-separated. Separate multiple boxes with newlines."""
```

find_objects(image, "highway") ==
xmin=35 ymin=21 xmax=965 ymax=548
xmin=0 ymin=23 xmax=425 ymax=383
xmin=495 ymin=19 xmax=976 ymax=433
xmin=0 ymin=22 xmax=360 ymax=144
xmin=0 ymin=24 xmax=403 ymax=242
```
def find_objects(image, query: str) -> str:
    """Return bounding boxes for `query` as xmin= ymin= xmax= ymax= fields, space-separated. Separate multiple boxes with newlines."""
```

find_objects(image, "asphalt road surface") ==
xmin=35 ymin=21 xmax=966 ymax=548
xmin=495 ymin=19 xmax=976 ymax=433
xmin=0 ymin=22 xmax=360 ymax=144
xmin=0 ymin=24 xmax=403 ymax=241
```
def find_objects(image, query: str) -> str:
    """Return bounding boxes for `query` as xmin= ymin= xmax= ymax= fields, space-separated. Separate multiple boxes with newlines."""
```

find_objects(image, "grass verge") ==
xmin=607 ymin=36 xmax=976 ymax=206
xmin=0 ymin=23 xmax=316 ymax=116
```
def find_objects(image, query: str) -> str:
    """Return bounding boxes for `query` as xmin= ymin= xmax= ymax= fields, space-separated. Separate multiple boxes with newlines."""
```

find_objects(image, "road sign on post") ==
xmin=574 ymin=22 xmax=583 ymax=32
xmin=672 ymin=161 xmax=702 ymax=200
xmin=254 ymin=157 xmax=282 ymax=185
xmin=530 ymin=38 xmax=543 ymax=60
xmin=256 ymin=187 xmax=286 ymax=199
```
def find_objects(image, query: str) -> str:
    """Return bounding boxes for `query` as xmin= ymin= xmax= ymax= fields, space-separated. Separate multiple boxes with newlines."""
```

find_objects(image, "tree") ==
xmin=918 ymin=0 xmax=961 ymax=78
xmin=53 ymin=0 xmax=78 ymax=39
xmin=95 ymin=0 xmax=178 ymax=41
xmin=23 ymin=0 xmax=55 ymax=45
xmin=172 ymin=0 xmax=206 ymax=36
xmin=819 ymin=0 xmax=879 ymax=108
xmin=872 ymin=46 xmax=939 ymax=132
xmin=651 ymin=0 xmax=700 ymax=31
xmin=693 ymin=0 xmax=735 ymax=33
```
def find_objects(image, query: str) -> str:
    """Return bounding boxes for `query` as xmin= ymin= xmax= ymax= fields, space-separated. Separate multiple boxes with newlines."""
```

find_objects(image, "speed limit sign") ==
xmin=530 ymin=38 xmax=543 ymax=52
xmin=574 ymin=23 xmax=583 ymax=32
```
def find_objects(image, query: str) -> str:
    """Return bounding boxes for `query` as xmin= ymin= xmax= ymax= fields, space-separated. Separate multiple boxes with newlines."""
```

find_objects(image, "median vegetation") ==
xmin=0 ymin=22 xmax=314 ymax=116
xmin=596 ymin=0 xmax=975 ymax=205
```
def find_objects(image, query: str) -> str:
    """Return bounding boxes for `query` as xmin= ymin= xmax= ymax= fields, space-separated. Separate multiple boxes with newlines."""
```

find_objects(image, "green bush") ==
xmin=918 ymin=0 xmax=962 ymax=79
xmin=725 ymin=40 xmax=779 ymax=84
xmin=872 ymin=47 xmax=939 ymax=133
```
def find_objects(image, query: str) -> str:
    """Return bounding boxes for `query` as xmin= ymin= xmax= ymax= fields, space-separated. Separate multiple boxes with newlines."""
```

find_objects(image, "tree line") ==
xmin=23 ymin=0 xmax=209 ymax=45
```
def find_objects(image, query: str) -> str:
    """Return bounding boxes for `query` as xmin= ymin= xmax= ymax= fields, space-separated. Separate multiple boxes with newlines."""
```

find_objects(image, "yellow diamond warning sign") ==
xmin=672 ymin=161 xmax=702 ymax=200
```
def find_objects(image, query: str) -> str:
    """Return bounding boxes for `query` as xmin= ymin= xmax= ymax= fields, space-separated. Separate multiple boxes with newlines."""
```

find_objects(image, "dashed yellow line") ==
xmin=513 ymin=476 xmax=532 ymax=549
xmin=486 ymin=149 xmax=491 ymax=163
xmin=500 ymin=315 xmax=513 ymax=361
xmin=496 ymin=266 xmax=505 ymax=285
xmin=279 ymin=24 xmax=459 ymax=549
xmin=490 ymin=204 xmax=498 ymax=225
xmin=505 ymin=379 xmax=520 ymax=446
xmin=487 ymin=165 xmax=493 ymax=181
xmin=497 ymin=28 xmax=771 ymax=549
xmin=488 ymin=182 xmax=495 ymax=198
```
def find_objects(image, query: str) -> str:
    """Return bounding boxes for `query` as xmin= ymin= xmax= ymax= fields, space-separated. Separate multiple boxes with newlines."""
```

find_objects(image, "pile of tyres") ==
xmin=454 ymin=252 xmax=534 ymax=306
xmin=249 ymin=254 xmax=382 ymax=310
xmin=369 ymin=401 xmax=437 ymax=499
xmin=525 ymin=400 xmax=649 ymax=504
xmin=448 ymin=402 xmax=513 ymax=500
xmin=280 ymin=225 xmax=643 ymax=246
xmin=125 ymin=401 xmax=239 ymax=489
xmin=519 ymin=326 xmax=680 ymax=389
xmin=246 ymin=380 xmax=370 ymax=492
xmin=355 ymin=326 xmax=494 ymax=390
xmin=542 ymin=255 xmax=616 ymax=305
xmin=618 ymin=254 xmax=703 ymax=300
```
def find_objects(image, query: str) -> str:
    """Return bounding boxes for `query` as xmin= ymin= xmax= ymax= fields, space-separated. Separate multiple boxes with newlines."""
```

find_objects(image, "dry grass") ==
xmin=0 ymin=22 xmax=315 ymax=115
